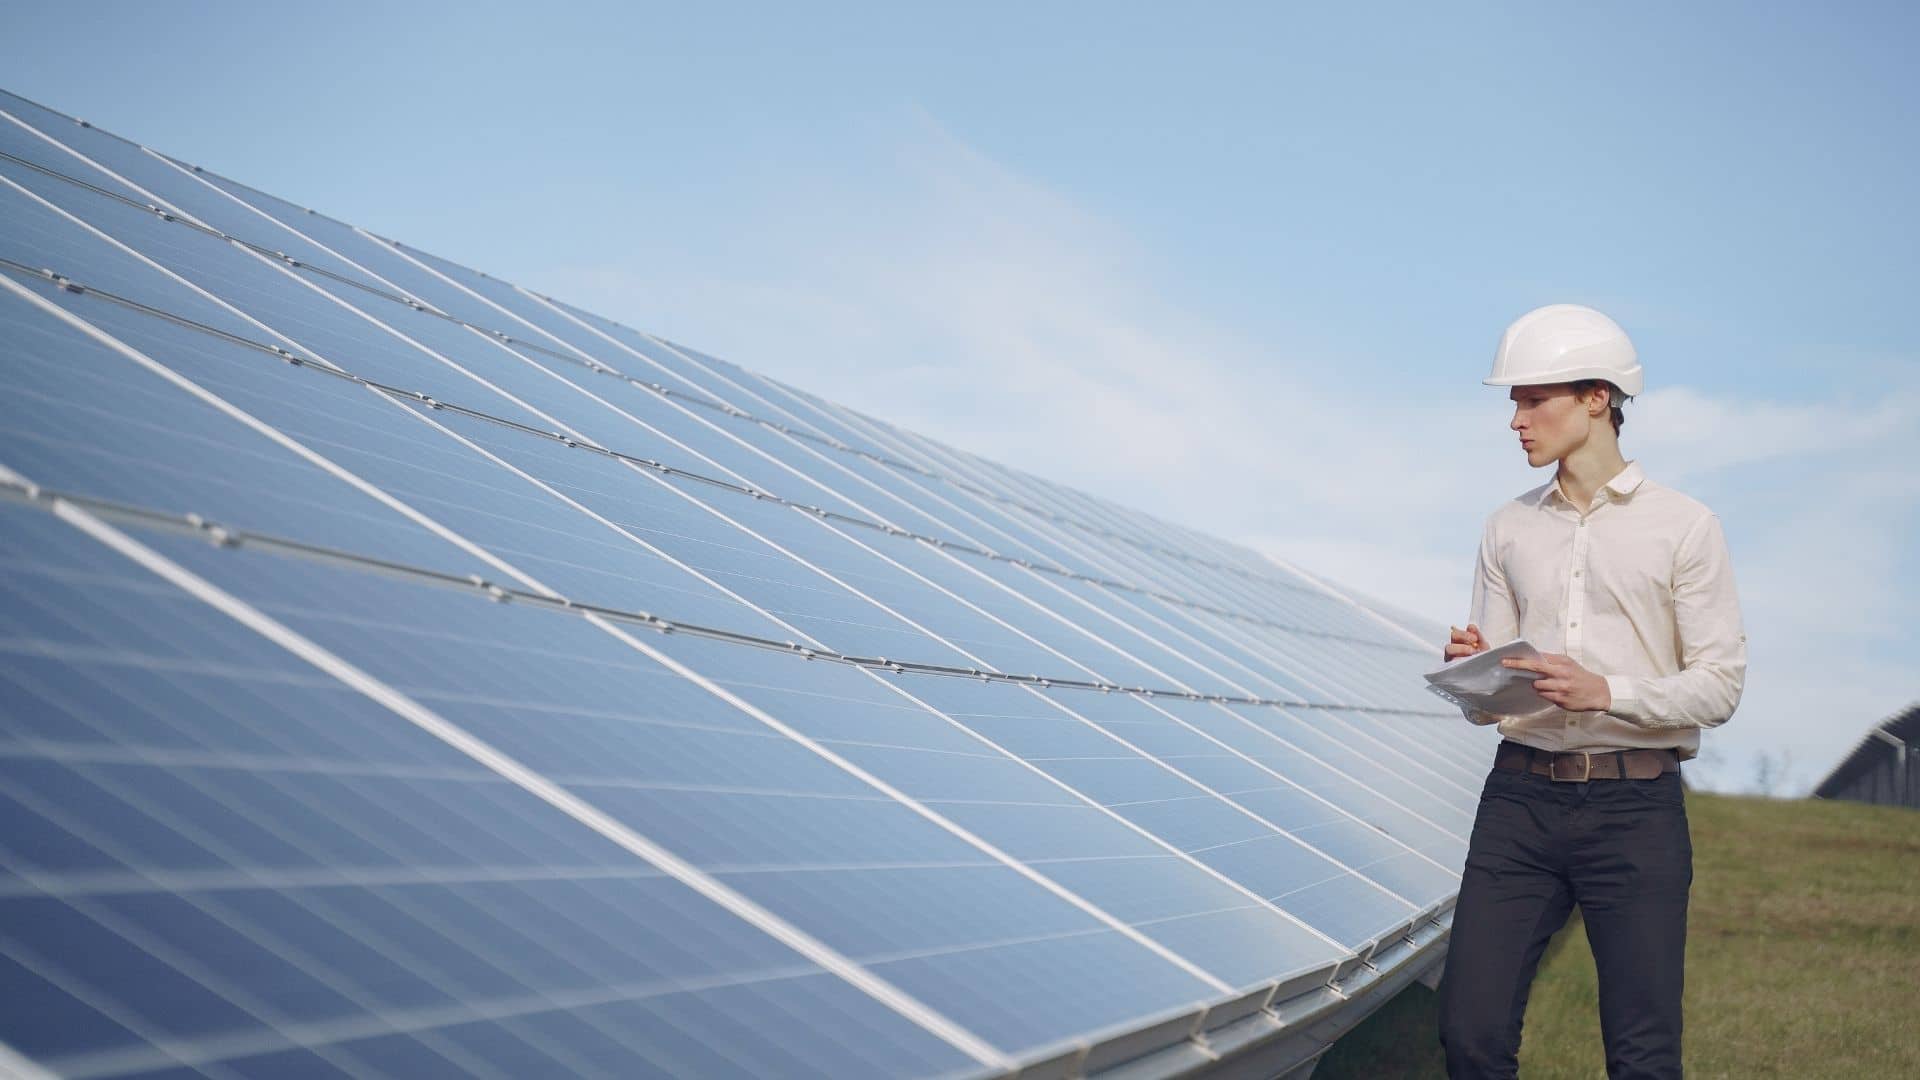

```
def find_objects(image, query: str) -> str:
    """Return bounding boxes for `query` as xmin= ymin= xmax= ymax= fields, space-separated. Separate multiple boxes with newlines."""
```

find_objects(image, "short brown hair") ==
xmin=1573 ymin=379 xmax=1630 ymax=434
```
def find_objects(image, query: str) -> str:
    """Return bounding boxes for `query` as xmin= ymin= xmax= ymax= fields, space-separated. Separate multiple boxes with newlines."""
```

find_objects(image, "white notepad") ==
xmin=1422 ymin=639 xmax=1557 ymax=716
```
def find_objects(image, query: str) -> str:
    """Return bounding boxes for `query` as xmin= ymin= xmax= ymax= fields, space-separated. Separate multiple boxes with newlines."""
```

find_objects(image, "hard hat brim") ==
xmin=1485 ymin=365 xmax=1643 ymax=397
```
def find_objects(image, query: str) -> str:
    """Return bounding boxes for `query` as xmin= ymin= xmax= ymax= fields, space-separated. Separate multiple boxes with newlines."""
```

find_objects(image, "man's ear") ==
xmin=1585 ymin=383 xmax=1611 ymax=416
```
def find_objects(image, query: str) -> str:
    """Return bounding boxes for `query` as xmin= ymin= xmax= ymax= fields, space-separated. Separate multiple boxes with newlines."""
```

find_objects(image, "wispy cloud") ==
xmin=1633 ymin=385 xmax=1920 ymax=479
xmin=533 ymin=117 xmax=1918 ymax=795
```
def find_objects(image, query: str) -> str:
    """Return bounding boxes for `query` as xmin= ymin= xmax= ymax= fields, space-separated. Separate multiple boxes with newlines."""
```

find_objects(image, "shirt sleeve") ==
xmin=1603 ymin=512 xmax=1748 ymax=730
xmin=1461 ymin=515 xmax=1521 ymax=726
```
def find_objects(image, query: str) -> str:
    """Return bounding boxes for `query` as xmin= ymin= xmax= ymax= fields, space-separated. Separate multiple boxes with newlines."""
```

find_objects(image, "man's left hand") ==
xmin=1501 ymin=654 xmax=1612 ymax=712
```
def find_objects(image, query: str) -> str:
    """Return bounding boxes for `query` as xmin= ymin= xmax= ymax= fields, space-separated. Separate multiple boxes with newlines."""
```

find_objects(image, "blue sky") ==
xmin=4 ymin=2 xmax=1915 ymax=793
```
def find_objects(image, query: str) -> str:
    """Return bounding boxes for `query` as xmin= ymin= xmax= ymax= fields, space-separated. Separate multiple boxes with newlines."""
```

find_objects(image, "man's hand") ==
xmin=1444 ymin=624 xmax=1487 ymax=663
xmin=1502 ymin=654 xmax=1613 ymax=712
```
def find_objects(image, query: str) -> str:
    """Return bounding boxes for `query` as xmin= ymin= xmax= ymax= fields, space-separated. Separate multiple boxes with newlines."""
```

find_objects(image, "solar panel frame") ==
xmin=0 ymin=87 xmax=1486 ymax=1077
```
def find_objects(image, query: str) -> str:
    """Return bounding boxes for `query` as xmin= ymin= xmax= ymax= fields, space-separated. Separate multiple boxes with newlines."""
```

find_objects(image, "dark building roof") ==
xmin=1813 ymin=702 xmax=1920 ymax=808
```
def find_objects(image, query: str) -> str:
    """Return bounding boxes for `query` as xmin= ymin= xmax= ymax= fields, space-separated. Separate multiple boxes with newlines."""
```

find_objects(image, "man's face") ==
xmin=1508 ymin=383 xmax=1595 ymax=467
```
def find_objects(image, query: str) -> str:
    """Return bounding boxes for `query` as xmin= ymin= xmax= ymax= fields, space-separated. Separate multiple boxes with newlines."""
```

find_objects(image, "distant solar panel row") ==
xmin=0 ymin=88 xmax=1488 ymax=1078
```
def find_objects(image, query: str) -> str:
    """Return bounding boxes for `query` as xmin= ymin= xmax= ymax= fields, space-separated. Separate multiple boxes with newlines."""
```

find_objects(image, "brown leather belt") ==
xmin=1494 ymin=740 xmax=1680 ymax=782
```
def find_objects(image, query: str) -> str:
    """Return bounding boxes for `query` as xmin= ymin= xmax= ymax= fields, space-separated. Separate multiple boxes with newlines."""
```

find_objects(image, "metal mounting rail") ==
xmin=0 ymin=478 xmax=1451 ymax=719
xmin=0 ymin=144 xmax=1318 ymax=595
xmin=0 ymin=255 xmax=1428 ymax=657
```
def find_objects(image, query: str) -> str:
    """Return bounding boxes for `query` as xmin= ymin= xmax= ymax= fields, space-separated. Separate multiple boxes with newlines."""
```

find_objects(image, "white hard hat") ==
xmin=1486 ymin=304 xmax=1642 ymax=397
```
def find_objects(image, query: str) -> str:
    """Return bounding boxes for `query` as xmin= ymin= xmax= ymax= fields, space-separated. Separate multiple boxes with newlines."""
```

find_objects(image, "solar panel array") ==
xmin=0 ymin=88 xmax=1491 ymax=1079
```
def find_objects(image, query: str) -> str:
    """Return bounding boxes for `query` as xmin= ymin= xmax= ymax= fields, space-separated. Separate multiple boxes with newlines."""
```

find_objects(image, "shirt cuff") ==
xmin=1603 ymin=675 xmax=1641 ymax=722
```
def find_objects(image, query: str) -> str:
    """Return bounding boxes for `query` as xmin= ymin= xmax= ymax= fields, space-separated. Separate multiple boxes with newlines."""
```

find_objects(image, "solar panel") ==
xmin=0 ymin=87 xmax=1491 ymax=1078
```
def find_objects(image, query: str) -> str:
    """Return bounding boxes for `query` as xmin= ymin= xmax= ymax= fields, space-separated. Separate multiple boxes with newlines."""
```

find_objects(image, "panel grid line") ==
xmin=792 ymin=514 xmax=1471 ymax=854
xmin=0 ymin=782 xmax=595 ymax=1080
xmin=813 ymin=509 xmax=1480 ymax=825
xmin=0 ymin=86 xmax=1481 ymax=1078
xmin=13 ymin=468 xmax=1015 ymax=1070
xmin=741 ymin=381 xmax=1468 ymax=737
xmin=0 ymin=475 xmax=1450 ymax=717
xmin=0 ymin=554 xmax=812 ymax=1078
xmin=1 ymin=124 xmax=1335 ymax=596
xmin=0 ymin=1035 xmax=59 ymax=1080
xmin=6 ymin=333 xmax=1379 ymax=970
xmin=0 ymin=934 xmax=255 ymax=1080
xmin=362 ymin=400 xmax=1257 ymax=992
xmin=4 ymin=247 xmax=1329 ymax=1052
xmin=569 ymin=449 xmax=1441 ymax=915
xmin=821 ymin=422 xmax=1492 ymax=780
xmin=0 ymin=271 xmax=1019 ymax=1067
xmin=0 ymin=248 xmax=1426 ymax=655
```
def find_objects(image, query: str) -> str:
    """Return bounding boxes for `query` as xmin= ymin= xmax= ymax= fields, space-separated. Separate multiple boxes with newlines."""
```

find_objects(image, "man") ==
xmin=1435 ymin=304 xmax=1748 ymax=1079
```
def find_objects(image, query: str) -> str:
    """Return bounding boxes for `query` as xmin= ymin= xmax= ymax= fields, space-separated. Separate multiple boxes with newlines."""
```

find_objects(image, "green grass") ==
xmin=1316 ymin=792 xmax=1920 ymax=1079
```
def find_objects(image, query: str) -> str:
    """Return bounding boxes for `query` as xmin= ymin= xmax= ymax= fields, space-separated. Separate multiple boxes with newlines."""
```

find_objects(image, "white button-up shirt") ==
xmin=1464 ymin=460 xmax=1747 ymax=759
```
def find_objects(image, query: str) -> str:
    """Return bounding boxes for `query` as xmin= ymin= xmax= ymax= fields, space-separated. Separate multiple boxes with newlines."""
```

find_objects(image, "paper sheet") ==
xmin=1422 ymin=638 xmax=1557 ymax=716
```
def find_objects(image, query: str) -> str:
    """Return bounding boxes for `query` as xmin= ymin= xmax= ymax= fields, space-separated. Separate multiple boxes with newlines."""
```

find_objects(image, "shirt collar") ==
xmin=1533 ymin=460 xmax=1646 ymax=508
xmin=1606 ymin=460 xmax=1647 ymax=497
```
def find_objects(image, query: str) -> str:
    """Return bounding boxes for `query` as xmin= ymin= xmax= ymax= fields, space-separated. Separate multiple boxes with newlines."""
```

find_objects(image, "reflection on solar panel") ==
xmin=0 ymin=88 xmax=1494 ymax=1078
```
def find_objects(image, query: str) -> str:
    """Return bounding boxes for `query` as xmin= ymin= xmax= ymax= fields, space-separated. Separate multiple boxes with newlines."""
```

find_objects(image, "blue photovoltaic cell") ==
xmin=5 ymin=100 xmax=1479 ymax=738
xmin=0 ymin=87 xmax=1495 ymax=1077
xmin=98 ymin=517 xmax=1232 ymax=1052
xmin=0 ymin=92 xmax=397 ymax=299
xmin=412 ymin=407 xmax=1468 ymax=863
xmin=0 ymin=503 xmax=981 ymax=1079
xmin=661 ymin=368 xmax=1443 ymax=697
xmin=384 ymin=407 xmax=1453 ymax=914
xmin=0 ymin=276 xmax=493 ymax=580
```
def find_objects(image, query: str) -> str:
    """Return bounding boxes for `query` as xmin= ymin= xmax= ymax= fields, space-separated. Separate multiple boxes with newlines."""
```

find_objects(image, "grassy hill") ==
xmin=1317 ymin=791 xmax=1920 ymax=1079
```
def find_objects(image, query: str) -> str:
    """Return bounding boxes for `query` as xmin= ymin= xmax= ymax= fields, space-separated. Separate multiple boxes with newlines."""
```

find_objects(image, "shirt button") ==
xmin=1574 ymin=570 xmax=1583 ymax=578
xmin=1570 ymin=621 xmax=1579 ymax=628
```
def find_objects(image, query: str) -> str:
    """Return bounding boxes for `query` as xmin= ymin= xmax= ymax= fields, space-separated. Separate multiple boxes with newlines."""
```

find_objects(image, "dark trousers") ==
xmin=1437 ymin=751 xmax=1692 ymax=1079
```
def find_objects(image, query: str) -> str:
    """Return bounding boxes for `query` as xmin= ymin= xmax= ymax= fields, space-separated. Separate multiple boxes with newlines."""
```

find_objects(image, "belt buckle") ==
xmin=1550 ymin=751 xmax=1591 ymax=782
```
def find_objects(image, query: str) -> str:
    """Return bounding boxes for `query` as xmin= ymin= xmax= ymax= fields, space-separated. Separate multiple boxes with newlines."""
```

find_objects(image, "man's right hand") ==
xmin=1444 ymin=623 xmax=1486 ymax=663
